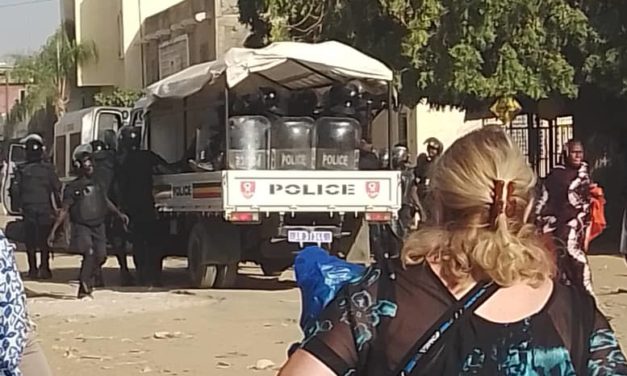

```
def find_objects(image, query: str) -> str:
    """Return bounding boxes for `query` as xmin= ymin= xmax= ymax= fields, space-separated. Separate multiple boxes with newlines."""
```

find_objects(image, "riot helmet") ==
xmin=117 ymin=125 xmax=142 ymax=151
xmin=259 ymin=87 xmax=286 ymax=116
xmin=90 ymin=140 xmax=107 ymax=152
xmin=379 ymin=148 xmax=390 ymax=169
xmin=21 ymin=133 xmax=45 ymax=162
xmin=391 ymin=144 xmax=409 ymax=169
xmin=72 ymin=143 xmax=94 ymax=176
xmin=424 ymin=137 xmax=443 ymax=159
xmin=326 ymin=83 xmax=360 ymax=116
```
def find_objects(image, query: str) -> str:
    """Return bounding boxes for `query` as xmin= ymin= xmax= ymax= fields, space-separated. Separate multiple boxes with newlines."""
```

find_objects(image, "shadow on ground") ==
xmin=22 ymin=262 xmax=297 ymax=294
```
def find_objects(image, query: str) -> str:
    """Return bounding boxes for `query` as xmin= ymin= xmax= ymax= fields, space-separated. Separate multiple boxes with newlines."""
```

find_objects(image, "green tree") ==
xmin=239 ymin=0 xmax=595 ymax=108
xmin=11 ymin=27 xmax=97 ymax=121
xmin=94 ymin=87 xmax=142 ymax=108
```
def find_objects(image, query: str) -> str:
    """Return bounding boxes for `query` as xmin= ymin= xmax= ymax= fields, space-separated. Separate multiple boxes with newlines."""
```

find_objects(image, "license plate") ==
xmin=287 ymin=230 xmax=333 ymax=244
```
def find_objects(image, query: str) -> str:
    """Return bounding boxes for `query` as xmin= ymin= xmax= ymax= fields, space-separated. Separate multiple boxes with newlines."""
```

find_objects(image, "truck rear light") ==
xmin=365 ymin=212 xmax=392 ymax=222
xmin=228 ymin=212 xmax=260 ymax=222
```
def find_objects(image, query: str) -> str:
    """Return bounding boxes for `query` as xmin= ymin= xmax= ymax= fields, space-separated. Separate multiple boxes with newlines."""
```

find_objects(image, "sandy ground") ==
xmin=3 ymin=210 xmax=625 ymax=376
xmin=22 ymin=256 xmax=301 ymax=376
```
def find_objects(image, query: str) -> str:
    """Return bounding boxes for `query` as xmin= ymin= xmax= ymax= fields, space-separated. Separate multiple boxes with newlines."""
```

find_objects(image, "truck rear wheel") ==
xmin=215 ymin=263 xmax=238 ymax=288
xmin=187 ymin=221 xmax=238 ymax=289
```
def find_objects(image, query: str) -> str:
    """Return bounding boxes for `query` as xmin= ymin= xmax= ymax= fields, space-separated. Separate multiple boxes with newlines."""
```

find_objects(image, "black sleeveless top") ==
xmin=301 ymin=262 xmax=627 ymax=375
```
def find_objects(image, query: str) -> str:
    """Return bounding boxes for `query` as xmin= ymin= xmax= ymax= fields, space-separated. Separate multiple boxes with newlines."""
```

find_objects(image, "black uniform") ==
xmin=92 ymin=149 xmax=116 ymax=194
xmin=118 ymin=149 xmax=167 ymax=285
xmin=358 ymin=150 xmax=380 ymax=170
xmin=63 ymin=175 xmax=109 ymax=295
xmin=16 ymin=160 xmax=61 ymax=278
xmin=92 ymin=147 xmax=134 ymax=285
xmin=414 ymin=153 xmax=434 ymax=199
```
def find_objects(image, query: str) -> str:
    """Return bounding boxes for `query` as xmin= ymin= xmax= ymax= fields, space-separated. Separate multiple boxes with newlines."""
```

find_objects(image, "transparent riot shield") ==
xmin=314 ymin=117 xmax=360 ymax=170
xmin=270 ymin=117 xmax=315 ymax=170
xmin=227 ymin=116 xmax=271 ymax=170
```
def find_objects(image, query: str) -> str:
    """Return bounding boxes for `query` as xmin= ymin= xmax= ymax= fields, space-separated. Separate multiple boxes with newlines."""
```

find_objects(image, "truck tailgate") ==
xmin=224 ymin=170 xmax=401 ymax=213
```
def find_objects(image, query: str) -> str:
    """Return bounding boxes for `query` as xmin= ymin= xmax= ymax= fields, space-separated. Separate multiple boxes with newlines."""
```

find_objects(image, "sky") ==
xmin=0 ymin=0 xmax=60 ymax=60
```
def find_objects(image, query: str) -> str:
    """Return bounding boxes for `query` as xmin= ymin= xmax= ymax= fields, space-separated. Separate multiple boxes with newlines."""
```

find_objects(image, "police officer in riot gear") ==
xmin=379 ymin=148 xmax=390 ymax=169
xmin=391 ymin=144 xmax=419 ymax=241
xmin=47 ymin=145 xmax=129 ymax=299
xmin=414 ymin=137 xmax=443 ymax=220
xmin=90 ymin=137 xmax=135 ymax=286
xmin=117 ymin=125 xmax=172 ymax=286
xmin=325 ymin=83 xmax=361 ymax=119
xmin=358 ymin=138 xmax=379 ymax=170
xmin=414 ymin=137 xmax=443 ymax=198
xmin=14 ymin=134 xmax=61 ymax=279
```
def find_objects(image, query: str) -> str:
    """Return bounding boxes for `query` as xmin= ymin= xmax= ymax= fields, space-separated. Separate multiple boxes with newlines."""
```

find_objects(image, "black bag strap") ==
xmin=392 ymin=280 xmax=500 ymax=376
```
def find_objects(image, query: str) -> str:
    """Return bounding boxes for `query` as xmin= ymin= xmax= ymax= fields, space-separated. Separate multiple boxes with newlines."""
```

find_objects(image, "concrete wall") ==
xmin=214 ymin=0 xmax=249 ymax=57
xmin=143 ymin=0 xmax=249 ymax=85
xmin=412 ymin=99 xmax=481 ymax=156
xmin=0 ymin=83 xmax=25 ymax=117
xmin=74 ymin=0 xmax=125 ymax=87
xmin=66 ymin=0 xmax=186 ymax=89
xmin=144 ymin=0 xmax=215 ymax=85
xmin=371 ymin=99 xmax=482 ymax=160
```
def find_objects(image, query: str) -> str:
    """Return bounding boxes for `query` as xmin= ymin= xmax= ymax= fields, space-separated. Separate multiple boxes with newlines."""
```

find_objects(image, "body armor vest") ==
xmin=69 ymin=179 xmax=108 ymax=226
xmin=17 ymin=162 xmax=55 ymax=207
xmin=92 ymin=150 xmax=116 ymax=193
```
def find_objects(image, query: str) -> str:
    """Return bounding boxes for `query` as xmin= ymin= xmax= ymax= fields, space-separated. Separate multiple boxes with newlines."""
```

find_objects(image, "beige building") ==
xmin=61 ymin=0 xmax=249 ymax=93
xmin=142 ymin=0 xmax=249 ymax=85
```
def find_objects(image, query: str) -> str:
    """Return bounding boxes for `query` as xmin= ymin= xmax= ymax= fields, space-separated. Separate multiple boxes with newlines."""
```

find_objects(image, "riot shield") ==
xmin=227 ymin=116 xmax=271 ymax=170
xmin=315 ymin=117 xmax=360 ymax=170
xmin=270 ymin=117 xmax=315 ymax=170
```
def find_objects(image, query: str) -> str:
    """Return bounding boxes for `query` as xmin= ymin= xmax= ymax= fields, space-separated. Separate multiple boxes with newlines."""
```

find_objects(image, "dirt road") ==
xmin=16 ymin=252 xmax=627 ymax=375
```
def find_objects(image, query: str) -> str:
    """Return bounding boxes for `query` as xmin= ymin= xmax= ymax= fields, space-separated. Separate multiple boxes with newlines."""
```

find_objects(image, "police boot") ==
xmin=77 ymin=282 xmax=93 ymax=300
xmin=116 ymin=254 xmax=135 ymax=286
xmin=26 ymin=252 xmax=39 ymax=280
xmin=38 ymin=249 xmax=52 ymax=280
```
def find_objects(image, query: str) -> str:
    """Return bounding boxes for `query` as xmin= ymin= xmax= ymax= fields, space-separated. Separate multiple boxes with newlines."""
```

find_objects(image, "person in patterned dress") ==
xmin=535 ymin=139 xmax=594 ymax=295
xmin=279 ymin=127 xmax=626 ymax=376
xmin=0 ymin=230 xmax=52 ymax=375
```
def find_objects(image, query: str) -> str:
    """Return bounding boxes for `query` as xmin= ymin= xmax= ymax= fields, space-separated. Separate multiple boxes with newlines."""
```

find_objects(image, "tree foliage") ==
xmin=238 ymin=0 xmax=596 ymax=107
xmin=94 ymin=87 xmax=142 ymax=108
xmin=10 ymin=27 xmax=97 ymax=121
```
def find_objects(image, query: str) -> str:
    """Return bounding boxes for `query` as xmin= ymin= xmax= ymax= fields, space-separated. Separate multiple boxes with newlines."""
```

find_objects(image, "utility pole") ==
xmin=3 ymin=70 xmax=9 ymax=123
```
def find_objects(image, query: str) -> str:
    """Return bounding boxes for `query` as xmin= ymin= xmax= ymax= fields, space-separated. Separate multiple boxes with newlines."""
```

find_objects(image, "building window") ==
xmin=398 ymin=112 xmax=408 ymax=145
xmin=18 ymin=89 xmax=26 ymax=103
xmin=158 ymin=35 xmax=190 ymax=79
xmin=54 ymin=135 xmax=66 ymax=177
xmin=118 ymin=12 xmax=124 ymax=59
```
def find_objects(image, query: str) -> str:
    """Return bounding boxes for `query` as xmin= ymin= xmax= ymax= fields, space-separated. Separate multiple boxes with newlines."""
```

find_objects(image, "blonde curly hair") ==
xmin=402 ymin=126 xmax=555 ymax=288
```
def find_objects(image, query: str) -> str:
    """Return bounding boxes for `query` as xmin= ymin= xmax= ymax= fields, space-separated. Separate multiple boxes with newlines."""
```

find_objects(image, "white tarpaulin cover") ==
xmin=146 ymin=41 xmax=393 ymax=100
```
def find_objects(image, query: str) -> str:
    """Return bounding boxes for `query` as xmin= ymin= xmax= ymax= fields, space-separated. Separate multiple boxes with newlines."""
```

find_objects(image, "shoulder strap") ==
xmin=393 ymin=281 xmax=500 ymax=376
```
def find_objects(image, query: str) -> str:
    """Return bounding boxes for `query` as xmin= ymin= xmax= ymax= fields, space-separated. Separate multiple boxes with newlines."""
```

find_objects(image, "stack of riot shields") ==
xmin=314 ymin=117 xmax=360 ymax=170
xmin=227 ymin=115 xmax=361 ymax=171
xmin=227 ymin=116 xmax=271 ymax=170
xmin=270 ymin=117 xmax=316 ymax=170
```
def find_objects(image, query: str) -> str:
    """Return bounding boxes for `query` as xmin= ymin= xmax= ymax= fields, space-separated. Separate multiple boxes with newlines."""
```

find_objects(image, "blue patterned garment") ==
xmin=0 ymin=231 xmax=29 ymax=376
xmin=301 ymin=262 xmax=627 ymax=376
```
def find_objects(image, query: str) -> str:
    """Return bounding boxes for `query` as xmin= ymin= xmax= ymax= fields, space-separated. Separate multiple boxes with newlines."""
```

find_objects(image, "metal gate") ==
xmin=480 ymin=115 xmax=574 ymax=178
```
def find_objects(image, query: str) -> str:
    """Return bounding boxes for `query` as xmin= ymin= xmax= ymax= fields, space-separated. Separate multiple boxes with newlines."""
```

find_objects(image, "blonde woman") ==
xmin=279 ymin=127 xmax=626 ymax=375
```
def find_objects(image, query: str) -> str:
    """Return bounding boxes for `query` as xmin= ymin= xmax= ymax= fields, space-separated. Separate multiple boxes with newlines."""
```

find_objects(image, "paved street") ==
xmin=11 ymin=248 xmax=627 ymax=375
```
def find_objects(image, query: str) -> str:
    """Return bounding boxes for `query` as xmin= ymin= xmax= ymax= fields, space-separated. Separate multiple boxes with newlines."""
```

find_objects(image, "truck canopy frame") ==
xmin=145 ymin=40 xmax=396 ymax=169
xmin=145 ymin=40 xmax=393 ymax=100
